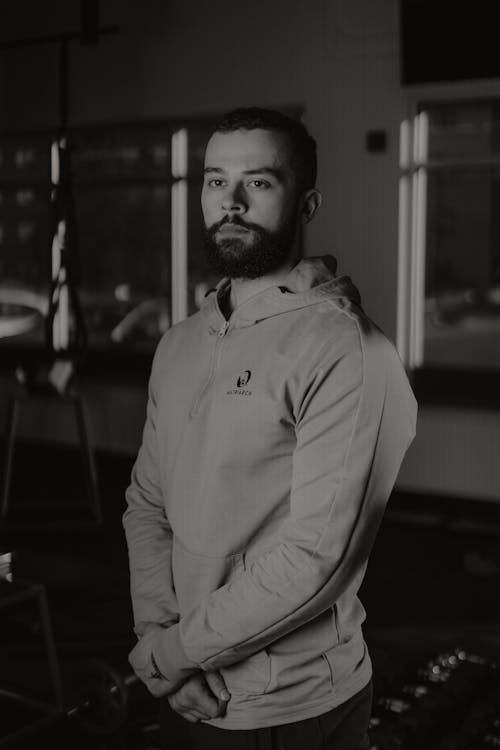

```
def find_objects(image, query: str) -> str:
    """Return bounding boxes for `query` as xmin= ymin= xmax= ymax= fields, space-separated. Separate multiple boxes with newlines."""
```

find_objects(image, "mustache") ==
xmin=209 ymin=215 xmax=262 ymax=233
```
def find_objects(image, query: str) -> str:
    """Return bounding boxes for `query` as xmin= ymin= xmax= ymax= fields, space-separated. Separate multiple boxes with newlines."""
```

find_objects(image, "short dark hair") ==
xmin=211 ymin=107 xmax=317 ymax=191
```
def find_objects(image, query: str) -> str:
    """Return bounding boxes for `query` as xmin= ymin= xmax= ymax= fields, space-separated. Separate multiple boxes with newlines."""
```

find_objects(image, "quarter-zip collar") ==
xmin=201 ymin=255 xmax=362 ymax=335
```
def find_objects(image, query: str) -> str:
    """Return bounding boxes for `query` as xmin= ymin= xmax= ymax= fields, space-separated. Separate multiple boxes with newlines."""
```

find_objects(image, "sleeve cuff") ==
xmin=152 ymin=623 xmax=199 ymax=690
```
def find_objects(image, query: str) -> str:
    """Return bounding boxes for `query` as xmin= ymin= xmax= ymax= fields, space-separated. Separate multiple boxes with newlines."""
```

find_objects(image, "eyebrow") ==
xmin=203 ymin=166 xmax=285 ymax=180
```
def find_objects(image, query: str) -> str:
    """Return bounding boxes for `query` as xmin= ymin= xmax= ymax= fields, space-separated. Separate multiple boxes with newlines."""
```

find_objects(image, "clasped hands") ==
xmin=128 ymin=623 xmax=231 ymax=723
xmin=168 ymin=670 xmax=231 ymax=723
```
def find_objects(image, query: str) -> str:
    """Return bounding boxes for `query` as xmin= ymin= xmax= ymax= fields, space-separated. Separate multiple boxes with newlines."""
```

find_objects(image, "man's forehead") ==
xmin=204 ymin=128 xmax=292 ymax=171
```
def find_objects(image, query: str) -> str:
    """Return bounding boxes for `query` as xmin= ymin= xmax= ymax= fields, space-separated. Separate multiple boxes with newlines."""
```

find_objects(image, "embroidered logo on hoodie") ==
xmin=237 ymin=370 xmax=251 ymax=387
xmin=227 ymin=370 xmax=253 ymax=396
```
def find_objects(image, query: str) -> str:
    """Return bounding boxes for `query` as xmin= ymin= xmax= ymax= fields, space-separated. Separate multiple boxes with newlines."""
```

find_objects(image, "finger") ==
xmin=168 ymin=697 xmax=209 ymax=722
xmin=205 ymin=670 xmax=231 ymax=702
xmin=180 ymin=710 xmax=204 ymax=724
xmin=175 ymin=701 xmax=211 ymax=720
xmin=185 ymin=681 xmax=219 ymax=718
xmin=172 ymin=684 xmax=218 ymax=719
xmin=182 ymin=708 xmax=209 ymax=721
xmin=168 ymin=694 xmax=182 ymax=712
xmin=148 ymin=681 xmax=171 ymax=699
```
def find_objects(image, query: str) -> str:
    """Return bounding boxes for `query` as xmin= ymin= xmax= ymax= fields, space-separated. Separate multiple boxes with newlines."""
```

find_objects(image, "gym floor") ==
xmin=1 ymin=441 xmax=500 ymax=749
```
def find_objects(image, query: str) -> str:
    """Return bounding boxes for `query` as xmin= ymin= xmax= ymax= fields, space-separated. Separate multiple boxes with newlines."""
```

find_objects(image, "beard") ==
xmin=202 ymin=214 xmax=298 ymax=280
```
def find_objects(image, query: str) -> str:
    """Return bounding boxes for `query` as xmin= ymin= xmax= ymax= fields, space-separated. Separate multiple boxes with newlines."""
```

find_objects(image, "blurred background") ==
xmin=0 ymin=1 xmax=499 ymax=748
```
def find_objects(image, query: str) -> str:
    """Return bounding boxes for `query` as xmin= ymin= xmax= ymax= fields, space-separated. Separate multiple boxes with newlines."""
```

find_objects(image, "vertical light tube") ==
xmin=50 ymin=140 xmax=60 ymax=187
xmin=50 ymin=140 xmax=63 ymax=350
xmin=171 ymin=128 xmax=189 ymax=324
xmin=51 ymin=220 xmax=68 ymax=351
xmin=412 ymin=166 xmax=427 ymax=368
xmin=397 ymin=118 xmax=412 ymax=364
xmin=410 ymin=111 xmax=428 ymax=369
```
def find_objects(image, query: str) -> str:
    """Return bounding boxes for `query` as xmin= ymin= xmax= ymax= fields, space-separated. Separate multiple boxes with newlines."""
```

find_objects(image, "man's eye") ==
xmin=207 ymin=178 xmax=225 ymax=187
xmin=249 ymin=179 xmax=270 ymax=188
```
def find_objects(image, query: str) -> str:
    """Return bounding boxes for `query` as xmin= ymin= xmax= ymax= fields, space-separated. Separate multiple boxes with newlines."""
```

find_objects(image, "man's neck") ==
xmin=224 ymin=261 xmax=296 ymax=318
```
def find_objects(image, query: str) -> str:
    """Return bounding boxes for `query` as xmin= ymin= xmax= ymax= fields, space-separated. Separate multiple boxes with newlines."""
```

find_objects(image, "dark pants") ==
xmin=160 ymin=679 xmax=373 ymax=750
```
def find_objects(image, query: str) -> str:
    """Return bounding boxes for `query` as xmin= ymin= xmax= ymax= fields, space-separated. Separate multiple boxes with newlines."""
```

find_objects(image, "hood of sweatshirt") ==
xmin=201 ymin=254 xmax=362 ymax=333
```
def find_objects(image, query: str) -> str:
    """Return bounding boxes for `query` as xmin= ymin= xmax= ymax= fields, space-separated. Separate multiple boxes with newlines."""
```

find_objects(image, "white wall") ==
xmin=1 ymin=0 xmax=500 ymax=500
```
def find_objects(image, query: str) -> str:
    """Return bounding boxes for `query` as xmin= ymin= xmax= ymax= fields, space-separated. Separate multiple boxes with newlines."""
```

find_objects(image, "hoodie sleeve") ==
xmin=122 ymin=345 xmax=180 ymax=638
xmin=142 ymin=321 xmax=417 ymax=690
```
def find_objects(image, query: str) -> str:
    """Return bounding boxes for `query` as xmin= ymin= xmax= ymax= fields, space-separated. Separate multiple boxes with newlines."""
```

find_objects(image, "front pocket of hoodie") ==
xmin=321 ymin=629 xmax=366 ymax=689
xmin=171 ymin=537 xmax=272 ymax=696
xmin=220 ymin=649 xmax=272 ymax=696
xmin=265 ymin=606 xmax=338 ymax=696
xmin=172 ymin=536 xmax=241 ymax=613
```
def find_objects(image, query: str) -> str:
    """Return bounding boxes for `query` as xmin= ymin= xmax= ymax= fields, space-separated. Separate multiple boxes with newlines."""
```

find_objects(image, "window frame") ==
xmin=398 ymin=81 xmax=500 ymax=409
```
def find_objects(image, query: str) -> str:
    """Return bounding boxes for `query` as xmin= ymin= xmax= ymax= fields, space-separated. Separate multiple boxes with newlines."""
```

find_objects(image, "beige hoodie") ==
xmin=123 ymin=255 xmax=417 ymax=729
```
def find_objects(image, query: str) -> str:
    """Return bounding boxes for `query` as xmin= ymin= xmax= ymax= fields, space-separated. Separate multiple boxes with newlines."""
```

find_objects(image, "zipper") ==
xmin=189 ymin=320 xmax=230 ymax=418
xmin=190 ymin=284 xmax=271 ymax=418
xmin=218 ymin=321 xmax=229 ymax=338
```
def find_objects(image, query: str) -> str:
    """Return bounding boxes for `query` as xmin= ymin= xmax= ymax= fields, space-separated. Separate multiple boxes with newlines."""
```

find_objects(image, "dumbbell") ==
xmin=64 ymin=658 xmax=139 ymax=736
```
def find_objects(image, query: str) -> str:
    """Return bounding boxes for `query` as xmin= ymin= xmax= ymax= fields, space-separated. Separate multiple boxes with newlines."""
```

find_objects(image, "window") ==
xmin=0 ymin=133 xmax=52 ymax=346
xmin=398 ymin=99 xmax=500 ymax=375
xmin=0 ymin=119 xmax=220 ymax=361
xmin=0 ymin=109 xmax=304 ymax=376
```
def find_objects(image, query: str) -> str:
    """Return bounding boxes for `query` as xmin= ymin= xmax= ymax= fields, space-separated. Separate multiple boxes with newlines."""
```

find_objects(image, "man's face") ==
xmin=201 ymin=128 xmax=301 ymax=279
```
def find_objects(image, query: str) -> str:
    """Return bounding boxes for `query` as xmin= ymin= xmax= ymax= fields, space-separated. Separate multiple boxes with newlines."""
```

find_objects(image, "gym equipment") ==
xmin=0 ymin=3 xmax=118 ymax=360
xmin=0 ymin=577 xmax=140 ymax=746
xmin=0 ymin=654 xmax=139 ymax=746
xmin=65 ymin=657 xmax=138 ymax=736
xmin=0 ymin=303 xmax=42 ymax=341
xmin=0 ymin=578 xmax=64 ymax=748
xmin=368 ymin=646 xmax=500 ymax=750
xmin=0 ymin=378 xmax=103 ymax=528
xmin=0 ymin=2 xmax=119 ymax=532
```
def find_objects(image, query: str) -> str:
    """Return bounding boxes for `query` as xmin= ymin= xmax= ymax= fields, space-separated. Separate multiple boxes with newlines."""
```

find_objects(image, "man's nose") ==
xmin=221 ymin=184 xmax=247 ymax=214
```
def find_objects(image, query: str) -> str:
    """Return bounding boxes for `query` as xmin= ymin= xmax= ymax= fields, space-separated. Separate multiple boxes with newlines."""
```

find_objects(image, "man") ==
xmin=123 ymin=107 xmax=417 ymax=749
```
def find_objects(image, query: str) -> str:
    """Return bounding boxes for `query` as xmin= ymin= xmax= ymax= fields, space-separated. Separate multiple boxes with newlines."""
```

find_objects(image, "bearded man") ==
xmin=123 ymin=107 xmax=417 ymax=750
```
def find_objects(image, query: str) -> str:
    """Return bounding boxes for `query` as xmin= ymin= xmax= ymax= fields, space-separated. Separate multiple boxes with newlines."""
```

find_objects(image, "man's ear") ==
xmin=299 ymin=188 xmax=322 ymax=224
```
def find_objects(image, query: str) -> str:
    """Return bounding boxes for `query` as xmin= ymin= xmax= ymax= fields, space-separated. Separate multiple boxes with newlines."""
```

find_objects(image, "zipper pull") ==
xmin=218 ymin=321 xmax=230 ymax=337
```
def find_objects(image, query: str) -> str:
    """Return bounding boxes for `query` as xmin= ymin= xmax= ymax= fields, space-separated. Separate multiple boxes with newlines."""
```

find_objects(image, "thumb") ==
xmin=204 ymin=670 xmax=231 ymax=702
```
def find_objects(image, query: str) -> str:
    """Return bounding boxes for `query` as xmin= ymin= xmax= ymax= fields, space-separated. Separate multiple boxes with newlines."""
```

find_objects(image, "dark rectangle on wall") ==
xmin=410 ymin=366 xmax=500 ymax=411
xmin=399 ymin=0 xmax=500 ymax=85
xmin=80 ymin=0 xmax=100 ymax=45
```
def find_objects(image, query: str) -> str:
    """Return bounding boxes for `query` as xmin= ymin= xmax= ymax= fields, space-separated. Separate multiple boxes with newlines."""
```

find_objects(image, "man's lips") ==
xmin=216 ymin=223 xmax=251 ymax=234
